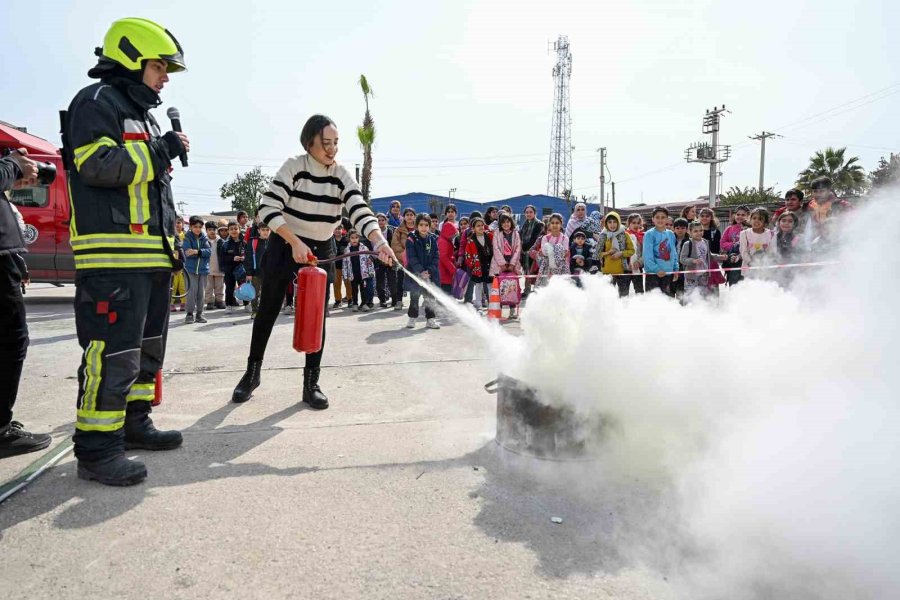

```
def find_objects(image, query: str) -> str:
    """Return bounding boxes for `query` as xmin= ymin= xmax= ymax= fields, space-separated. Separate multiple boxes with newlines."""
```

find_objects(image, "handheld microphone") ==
xmin=166 ymin=107 xmax=188 ymax=167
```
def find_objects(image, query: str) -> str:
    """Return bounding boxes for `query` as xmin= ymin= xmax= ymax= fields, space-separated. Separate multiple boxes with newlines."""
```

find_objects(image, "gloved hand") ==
xmin=161 ymin=131 xmax=188 ymax=160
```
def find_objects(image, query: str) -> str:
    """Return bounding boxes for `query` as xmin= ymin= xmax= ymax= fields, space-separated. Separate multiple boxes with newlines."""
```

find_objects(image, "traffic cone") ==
xmin=487 ymin=278 xmax=502 ymax=321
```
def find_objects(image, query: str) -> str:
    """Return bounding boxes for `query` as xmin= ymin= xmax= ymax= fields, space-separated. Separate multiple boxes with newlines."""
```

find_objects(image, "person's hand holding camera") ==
xmin=9 ymin=148 xmax=38 ymax=188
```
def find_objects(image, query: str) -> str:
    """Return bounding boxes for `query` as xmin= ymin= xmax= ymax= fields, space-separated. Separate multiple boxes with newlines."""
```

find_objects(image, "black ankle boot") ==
xmin=232 ymin=359 xmax=262 ymax=403
xmin=124 ymin=401 xmax=183 ymax=451
xmin=302 ymin=367 xmax=329 ymax=410
xmin=78 ymin=454 xmax=147 ymax=486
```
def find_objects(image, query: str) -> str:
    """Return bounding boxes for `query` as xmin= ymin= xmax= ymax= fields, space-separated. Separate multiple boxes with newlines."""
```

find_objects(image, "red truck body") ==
xmin=0 ymin=121 xmax=74 ymax=284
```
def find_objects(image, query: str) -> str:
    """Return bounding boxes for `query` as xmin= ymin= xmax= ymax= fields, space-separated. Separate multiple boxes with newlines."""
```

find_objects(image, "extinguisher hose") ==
xmin=312 ymin=250 xmax=386 ymax=266
xmin=293 ymin=250 xmax=402 ymax=285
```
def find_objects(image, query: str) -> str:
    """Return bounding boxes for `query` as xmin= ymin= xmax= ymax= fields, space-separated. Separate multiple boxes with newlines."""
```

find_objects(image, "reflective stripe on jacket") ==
xmin=64 ymin=80 xmax=178 ymax=272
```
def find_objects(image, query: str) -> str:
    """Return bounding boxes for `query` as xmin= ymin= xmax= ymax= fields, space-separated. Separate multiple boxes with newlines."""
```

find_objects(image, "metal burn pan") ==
xmin=485 ymin=375 xmax=609 ymax=460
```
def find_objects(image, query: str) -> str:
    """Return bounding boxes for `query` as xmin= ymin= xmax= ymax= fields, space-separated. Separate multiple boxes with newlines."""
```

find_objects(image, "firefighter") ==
xmin=62 ymin=18 xmax=190 ymax=486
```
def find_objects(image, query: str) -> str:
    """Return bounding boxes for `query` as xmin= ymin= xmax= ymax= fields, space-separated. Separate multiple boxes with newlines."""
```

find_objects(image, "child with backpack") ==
xmin=490 ymin=213 xmax=523 ymax=319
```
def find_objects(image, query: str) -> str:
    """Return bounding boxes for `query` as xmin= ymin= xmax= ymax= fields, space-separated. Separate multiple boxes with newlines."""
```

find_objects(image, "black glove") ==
xmin=162 ymin=131 xmax=186 ymax=160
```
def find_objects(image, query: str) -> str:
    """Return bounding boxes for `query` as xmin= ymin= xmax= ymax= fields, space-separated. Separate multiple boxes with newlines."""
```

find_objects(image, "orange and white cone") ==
xmin=487 ymin=278 xmax=502 ymax=321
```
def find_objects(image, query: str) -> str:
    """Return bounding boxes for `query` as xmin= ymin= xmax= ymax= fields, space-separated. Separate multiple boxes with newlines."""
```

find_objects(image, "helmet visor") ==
xmin=161 ymin=29 xmax=187 ymax=72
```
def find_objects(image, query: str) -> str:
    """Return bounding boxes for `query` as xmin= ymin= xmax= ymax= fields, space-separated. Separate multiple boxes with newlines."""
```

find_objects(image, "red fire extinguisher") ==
xmin=293 ymin=255 xmax=328 ymax=353
xmin=152 ymin=369 xmax=163 ymax=406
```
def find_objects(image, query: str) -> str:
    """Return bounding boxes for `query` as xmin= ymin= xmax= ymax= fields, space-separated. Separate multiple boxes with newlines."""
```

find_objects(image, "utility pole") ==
xmin=448 ymin=188 xmax=456 ymax=201
xmin=684 ymin=105 xmax=731 ymax=207
xmin=611 ymin=181 xmax=616 ymax=209
xmin=546 ymin=36 xmax=573 ymax=199
xmin=597 ymin=147 xmax=607 ymax=214
xmin=176 ymin=200 xmax=187 ymax=215
xmin=748 ymin=131 xmax=779 ymax=193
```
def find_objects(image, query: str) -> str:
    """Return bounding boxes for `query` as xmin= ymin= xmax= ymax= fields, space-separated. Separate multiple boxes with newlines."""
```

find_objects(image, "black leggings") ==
xmin=247 ymin=236 xmax=332 ymax=369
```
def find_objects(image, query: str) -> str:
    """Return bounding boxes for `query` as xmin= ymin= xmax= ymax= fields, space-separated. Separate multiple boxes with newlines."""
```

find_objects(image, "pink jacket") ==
xmin=721 ymin=224 xmax=744 ymax=254
xmin=489 ymin=228 xmax=523 ymax=276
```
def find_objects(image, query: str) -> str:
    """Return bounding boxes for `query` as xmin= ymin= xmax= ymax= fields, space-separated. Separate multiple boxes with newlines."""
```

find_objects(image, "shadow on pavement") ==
xmin=365 ymin=327 xmax=428 ymax=345
xmin=0 ymin=415 xmax=676 ymax=581
xmin=30 ymin=333 xmax=79 ymax=346
xmin=0 ymin=401 xmax=317 ymax=538
xmin=308 ymin=442 xmax=675 ymax=580
xmin=356 ymin=310 xmax=402 ymax=322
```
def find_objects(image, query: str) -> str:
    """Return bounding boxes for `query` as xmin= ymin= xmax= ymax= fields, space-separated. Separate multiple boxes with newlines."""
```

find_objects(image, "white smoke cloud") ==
xmin=431 ymin=194 xmax=900 ymax=598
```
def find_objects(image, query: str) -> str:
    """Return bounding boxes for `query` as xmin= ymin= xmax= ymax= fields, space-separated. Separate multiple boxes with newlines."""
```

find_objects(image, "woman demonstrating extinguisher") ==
xmin=231 ymin=115 xmax=396 ymax=408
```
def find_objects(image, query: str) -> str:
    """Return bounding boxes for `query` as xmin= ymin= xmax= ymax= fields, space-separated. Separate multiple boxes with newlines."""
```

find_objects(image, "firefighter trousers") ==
xmin=73 ymin=270 xmax=172 ymax=462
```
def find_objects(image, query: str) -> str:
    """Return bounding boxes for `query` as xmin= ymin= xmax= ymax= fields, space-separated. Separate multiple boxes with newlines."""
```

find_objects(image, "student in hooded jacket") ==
xmin=597 ymin=211 xmax=636 ymax=297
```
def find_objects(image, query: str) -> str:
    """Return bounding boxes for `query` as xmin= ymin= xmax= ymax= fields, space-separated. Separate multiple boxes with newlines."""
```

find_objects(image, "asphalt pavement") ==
xmin=0 ymin=285 xmax=671 ymax=600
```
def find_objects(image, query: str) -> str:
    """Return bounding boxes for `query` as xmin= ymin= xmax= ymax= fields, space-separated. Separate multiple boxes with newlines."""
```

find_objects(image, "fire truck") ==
xmin=1 ymin=120 xmax=74 ymax=284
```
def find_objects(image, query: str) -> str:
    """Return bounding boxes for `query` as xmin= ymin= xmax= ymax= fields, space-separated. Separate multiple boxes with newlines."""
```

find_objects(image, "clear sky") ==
xmin=1 ymin=0 xmax=897 ymax=214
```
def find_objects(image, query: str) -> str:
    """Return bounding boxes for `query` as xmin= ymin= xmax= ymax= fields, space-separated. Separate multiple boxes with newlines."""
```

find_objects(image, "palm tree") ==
xmin=796 ymin=147 xmax=867 ymax=196
xmin=357 ymin=75 xmax=375 ymax=203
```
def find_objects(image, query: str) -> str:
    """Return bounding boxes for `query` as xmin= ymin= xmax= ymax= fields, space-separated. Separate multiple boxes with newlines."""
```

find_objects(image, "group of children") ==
xmin=165 ymin=189 xmax=835 ymax=332
xmin=169 ymin=214 xmax=271 ymax=324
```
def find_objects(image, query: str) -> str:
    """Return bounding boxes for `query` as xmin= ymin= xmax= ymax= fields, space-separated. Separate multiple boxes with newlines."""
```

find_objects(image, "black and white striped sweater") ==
xmin=258 ymin=154 xmax=378 ymax=242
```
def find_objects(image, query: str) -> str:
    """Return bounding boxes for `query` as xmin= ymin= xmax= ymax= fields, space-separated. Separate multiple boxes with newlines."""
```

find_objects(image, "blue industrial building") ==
xmin=369 ymin=192 xmax=603 ymax=220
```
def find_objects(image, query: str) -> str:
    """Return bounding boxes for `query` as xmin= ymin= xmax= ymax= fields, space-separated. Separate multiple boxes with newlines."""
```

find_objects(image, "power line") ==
xmin=772 ymin=82 xmax=900 ymax=133
xmin=191 ymin=149 xmax=598 ymax=164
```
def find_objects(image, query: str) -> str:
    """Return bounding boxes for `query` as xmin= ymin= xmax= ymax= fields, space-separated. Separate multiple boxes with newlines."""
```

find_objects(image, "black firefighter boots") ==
xmin=77 ymin=454 xmax=148 ymax=487
xmin=123 ymin=400 xmax=183 ymax=451
xmin=302 ymin=367 xmax=329 ymax=410
xmin=232 ymin=359 xmax=262 ymax=403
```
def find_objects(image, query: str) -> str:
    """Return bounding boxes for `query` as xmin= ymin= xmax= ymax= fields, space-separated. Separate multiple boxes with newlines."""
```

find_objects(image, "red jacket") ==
xmin=437 ymin=220 xmax=458 ymax=285
xmin=465 ymin=231 xmax=493 ymax=282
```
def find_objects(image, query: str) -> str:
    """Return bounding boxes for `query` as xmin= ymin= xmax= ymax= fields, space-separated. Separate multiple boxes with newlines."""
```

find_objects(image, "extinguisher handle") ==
xmin=306 ymin=253 xmax=317 ymax=265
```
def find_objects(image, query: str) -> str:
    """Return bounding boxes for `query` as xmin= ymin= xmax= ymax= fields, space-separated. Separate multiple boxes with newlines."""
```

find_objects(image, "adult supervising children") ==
xmin=231 ymin=115 xmax=396 ymax=408
xmin=62 ymin=18 xmax=189 ymax=486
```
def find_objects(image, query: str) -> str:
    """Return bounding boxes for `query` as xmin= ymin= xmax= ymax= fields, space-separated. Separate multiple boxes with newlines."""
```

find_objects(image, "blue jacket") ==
xmin=642 ymin=227 xmax=679 ymax=274
xmin=404 ymin=231 xmax=439 ymax=293
xmin=182 ymin=230 xmax=211 ymax=275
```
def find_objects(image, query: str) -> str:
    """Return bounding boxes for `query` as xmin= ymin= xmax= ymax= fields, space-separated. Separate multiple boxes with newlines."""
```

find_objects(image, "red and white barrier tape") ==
xmin=511 ymin=259 xmax=839 ymax=279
